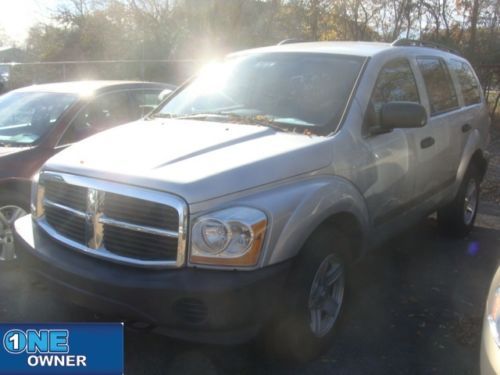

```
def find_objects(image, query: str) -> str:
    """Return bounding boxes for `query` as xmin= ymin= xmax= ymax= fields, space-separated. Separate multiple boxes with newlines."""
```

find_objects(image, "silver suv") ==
xmin=14 ymin=40 xmax=490 ymax=361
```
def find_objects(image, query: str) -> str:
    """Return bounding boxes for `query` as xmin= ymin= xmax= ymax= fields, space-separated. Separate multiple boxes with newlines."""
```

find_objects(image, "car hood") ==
xmin=45 ymin=119 xmax=333 ymax=203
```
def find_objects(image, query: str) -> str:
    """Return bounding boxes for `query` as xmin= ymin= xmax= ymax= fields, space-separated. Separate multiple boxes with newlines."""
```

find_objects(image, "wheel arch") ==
xmin=468 ymin=149 xmax=488 ymax=181
xmin=457 ymin=130 xmax=489 ymax=184
xmin=303 ymin=211 xmax=364 ymax=263
xmin=0 ymin=178 xmax=31 ymax=204
xmin=263 ymin=176 xmax=370 ymax=266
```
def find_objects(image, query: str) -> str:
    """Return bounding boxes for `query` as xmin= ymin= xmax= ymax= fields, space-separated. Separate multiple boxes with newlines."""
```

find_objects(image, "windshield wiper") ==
xmin=146 ymin=112 xmax=174 ymax=120
xmin=172 ymin=112 xmax=292 ymax=132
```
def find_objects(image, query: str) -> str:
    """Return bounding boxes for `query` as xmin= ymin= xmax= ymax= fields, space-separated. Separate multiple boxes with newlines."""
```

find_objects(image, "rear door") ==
xmin=447 ymin=59 xmax=484 ymax=163
xmin=415 ymin=57 xmax=461 ymax=200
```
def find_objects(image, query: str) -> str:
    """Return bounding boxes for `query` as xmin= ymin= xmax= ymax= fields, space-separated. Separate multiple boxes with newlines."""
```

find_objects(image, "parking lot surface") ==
xmin=0 ymin=204 xmax=498 ymax=375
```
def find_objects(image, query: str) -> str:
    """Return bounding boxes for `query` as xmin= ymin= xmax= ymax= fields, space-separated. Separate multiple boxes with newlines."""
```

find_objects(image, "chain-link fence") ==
xmin=0 ymin=60 xmax=201 ymax=93
xmin=1 ymin=59 xmax=499 ymax=122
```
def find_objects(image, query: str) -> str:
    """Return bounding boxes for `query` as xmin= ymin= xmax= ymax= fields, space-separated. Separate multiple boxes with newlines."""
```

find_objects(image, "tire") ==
xmin=0 ymin=190 xmax=30 ymax=262
xmin=260 ymin=227 xmax=349 ymax=363
xmin=437 ymin=165 xmax=480 ymax=237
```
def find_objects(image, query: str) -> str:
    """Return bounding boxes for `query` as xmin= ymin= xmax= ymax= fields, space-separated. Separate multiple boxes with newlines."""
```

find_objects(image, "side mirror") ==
xmin=379 ymin=102 xmax=427 ymax=131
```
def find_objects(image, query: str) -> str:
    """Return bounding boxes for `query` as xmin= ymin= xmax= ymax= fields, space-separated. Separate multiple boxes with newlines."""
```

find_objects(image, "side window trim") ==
xmin=55 ymin=89 xmax=132 ymax=148
xmin=416 ymin=55 xmax=461 ymax=117
xmin=364 ymin=57 xmax=421 ymax=134
xmin=449 ymin=58 xmax=483 ymax=107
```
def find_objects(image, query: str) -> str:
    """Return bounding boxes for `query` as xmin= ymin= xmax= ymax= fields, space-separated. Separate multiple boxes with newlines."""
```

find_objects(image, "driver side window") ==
xmin=59 ymin=91 xmax=131 ymax=146
xmin=371 ymin=59 xmax=420 ymax=114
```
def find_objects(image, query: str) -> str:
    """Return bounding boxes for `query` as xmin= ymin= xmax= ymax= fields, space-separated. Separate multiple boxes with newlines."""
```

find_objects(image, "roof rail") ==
xmin=392 ymin=39 xmax=461 ymax=56
xmin=277 ymin=39 xmax=305 ymax=45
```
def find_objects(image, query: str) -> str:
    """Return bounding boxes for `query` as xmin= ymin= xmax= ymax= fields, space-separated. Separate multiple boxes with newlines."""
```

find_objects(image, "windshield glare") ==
xmin=0 ymin=91 xmax=77 ymax=146
xmin=158 ymin=53 xmax=365 ymax=133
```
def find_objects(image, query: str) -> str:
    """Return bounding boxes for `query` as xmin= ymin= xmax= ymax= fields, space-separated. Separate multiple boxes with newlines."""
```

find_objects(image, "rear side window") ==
xmin=449 ymin=60 xmax=482 ymax=106
xmin=417 ymin=57 xmax=458 ymax=115
xmin=128 ymin=90 xmax=163 ymax=119
xmin=59 ymin=91 xmax=132 ymax=145
xmin=371 ymin=58 xmax=420 ymax=113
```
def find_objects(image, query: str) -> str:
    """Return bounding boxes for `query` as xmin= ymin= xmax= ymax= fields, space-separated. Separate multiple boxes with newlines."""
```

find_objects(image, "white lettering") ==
xmin=66 ymin=355 xmax=75 ymax=367
xmin=25 ymin=355 xmax=88 ymax=367
xmin=77 ymin=355 xmax=87 ymax=367
xmin=27 ymin=356 xmax=38 ymax=367
xmin=54 ymin=356 xmax=65 ymax=366
xmin=38 ymin=356 xmax=53 ymax=366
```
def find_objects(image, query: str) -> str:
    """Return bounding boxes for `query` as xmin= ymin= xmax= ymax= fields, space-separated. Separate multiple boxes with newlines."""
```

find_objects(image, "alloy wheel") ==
xmin=0 ymin=205 xmax=28 ymax=261
xmin=308 ymin=254 xmax=345 ymax=338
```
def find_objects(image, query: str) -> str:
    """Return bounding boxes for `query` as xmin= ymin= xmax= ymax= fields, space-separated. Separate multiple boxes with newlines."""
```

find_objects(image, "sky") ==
xmin=0 ymin=0 xmax=58 ymax=44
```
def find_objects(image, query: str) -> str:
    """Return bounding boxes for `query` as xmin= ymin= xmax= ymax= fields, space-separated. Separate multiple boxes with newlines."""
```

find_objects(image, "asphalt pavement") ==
xmin=1 ymin=201 xmax=499 ymax=374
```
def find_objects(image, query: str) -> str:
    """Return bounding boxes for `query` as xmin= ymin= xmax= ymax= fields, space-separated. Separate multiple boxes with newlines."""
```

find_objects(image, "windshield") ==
xmin=0 ymin=91 xmax=78 ymax=146
xmin=156 ymin=53 xmax=365 ymax=134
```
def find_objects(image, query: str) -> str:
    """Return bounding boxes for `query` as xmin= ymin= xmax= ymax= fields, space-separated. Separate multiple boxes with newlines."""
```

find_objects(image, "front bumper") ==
xmin=14 ymin=215 xmax=291 ymax=344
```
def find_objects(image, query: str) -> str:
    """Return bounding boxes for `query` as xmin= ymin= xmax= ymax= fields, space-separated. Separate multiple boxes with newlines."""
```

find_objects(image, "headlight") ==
xmin=488 ymin=287 xmax=500 ymax=347
xmin=30 ymin=171 xmax=44 ymax=219
xmin=190 ymin=207 xmax=267 ymax=267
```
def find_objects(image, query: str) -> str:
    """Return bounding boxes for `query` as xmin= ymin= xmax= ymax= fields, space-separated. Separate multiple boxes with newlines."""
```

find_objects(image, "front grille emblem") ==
xmin=86 ymin=188 xmax=104 ymax=249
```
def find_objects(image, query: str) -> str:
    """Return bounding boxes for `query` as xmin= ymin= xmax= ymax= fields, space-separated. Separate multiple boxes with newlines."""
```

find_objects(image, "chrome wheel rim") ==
xmin=463 ymin=179 xmax=478 ymax=226
xmin=0 ymin=205 xmax=27 ymax=261
xmin=308 ymin=254 xmax=345 ymax=338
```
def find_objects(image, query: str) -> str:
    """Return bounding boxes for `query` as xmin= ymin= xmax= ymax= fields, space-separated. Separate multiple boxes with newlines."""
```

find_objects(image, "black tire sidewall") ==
xmin=438 ymin=166 xmax=480 ymax=236
xmin=262 ymin=227 xmax=348 ymax=362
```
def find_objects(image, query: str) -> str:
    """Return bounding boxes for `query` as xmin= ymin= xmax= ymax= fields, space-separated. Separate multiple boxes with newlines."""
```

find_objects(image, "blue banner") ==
xmin=0 ymin=323 xmax=123 ymax=375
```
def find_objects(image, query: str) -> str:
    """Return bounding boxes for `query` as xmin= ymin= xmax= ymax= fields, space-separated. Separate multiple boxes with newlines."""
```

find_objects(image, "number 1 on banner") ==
xmin=8 ymin=333 xmax=19 ymax=351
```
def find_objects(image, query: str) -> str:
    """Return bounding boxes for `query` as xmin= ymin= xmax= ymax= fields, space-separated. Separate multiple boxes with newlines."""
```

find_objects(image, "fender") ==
xmin=456 ymin=129 xmax=486 ymax=189
xmin=219 ymin=175 xmax=370 ymax=267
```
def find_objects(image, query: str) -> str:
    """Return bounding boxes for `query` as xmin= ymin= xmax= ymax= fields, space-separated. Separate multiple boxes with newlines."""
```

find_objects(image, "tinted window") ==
xmin=0 ymin=92 xmax=77 ymax=146
xmin=449 ymin=60 xmax=481 ymax=106
xmin=417 ymin=58 xmax=458 ymax=115
xmin=156 ymin=53 xmax=365 ymax=134
xmin=128 ymin=89 xmax=164 ymax=118
xmin=371 ymin=59 xmax=420 ymax=113
xmin=60 ymin=91 xmax=131 ymax=145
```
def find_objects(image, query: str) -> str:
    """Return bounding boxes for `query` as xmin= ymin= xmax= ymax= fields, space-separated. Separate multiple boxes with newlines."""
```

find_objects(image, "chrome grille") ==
xmin=103 ymin=193 xmax=178 ymax=231
xmin=103 ymin=225 xmax=178 ymax=261
xmin=36 ymin=172 xmax=187 ymax=268
xmin=45 ymin=206 xmax=86 ymax=243
xmin=45 ymin=180 xmax=87 ymax=211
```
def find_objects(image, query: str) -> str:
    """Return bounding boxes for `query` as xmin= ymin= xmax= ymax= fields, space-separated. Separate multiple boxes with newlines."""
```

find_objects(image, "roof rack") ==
xmin=277 ymin=39 xmax=305 ymax=45
xmin=392 ymin=39 xmax=461 ymax=56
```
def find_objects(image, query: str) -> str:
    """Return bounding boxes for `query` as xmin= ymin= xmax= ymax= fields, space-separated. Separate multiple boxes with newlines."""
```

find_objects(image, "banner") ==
xmin=0 ymin=323 xmax=123 ymax=375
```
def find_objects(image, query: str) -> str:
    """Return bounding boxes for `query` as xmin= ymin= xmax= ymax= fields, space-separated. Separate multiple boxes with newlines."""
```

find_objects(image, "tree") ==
xmin=0 ymin=26 xmax=12 ymax=47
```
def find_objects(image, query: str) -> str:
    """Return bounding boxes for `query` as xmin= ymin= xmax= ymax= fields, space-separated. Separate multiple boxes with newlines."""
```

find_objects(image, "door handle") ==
xmin=462 ymin=124 xmax=472 ymax=133
xmin=420 ymin=137 xmax=435 ymax=149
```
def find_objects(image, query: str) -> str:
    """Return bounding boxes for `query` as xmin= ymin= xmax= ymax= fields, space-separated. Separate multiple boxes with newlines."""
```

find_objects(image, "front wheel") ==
xmin=0 ymin=192 xmax=29 ymax=262
xmin=437 ymin=166 xmax=480 ymax=237
xmin=260 ymin=228 xmax=348 ymax=362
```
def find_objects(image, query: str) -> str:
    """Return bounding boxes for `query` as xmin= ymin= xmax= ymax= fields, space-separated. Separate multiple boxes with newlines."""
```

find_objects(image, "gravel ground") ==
xmin=1 ymin=126 xmax=500 ymax=374
xmin=482 ymin=125 xmax=500 ymax=202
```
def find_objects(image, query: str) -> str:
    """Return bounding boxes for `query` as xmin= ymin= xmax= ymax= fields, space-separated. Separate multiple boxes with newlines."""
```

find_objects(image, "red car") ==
xmin=0 ymin=80 xmax=174 ymax=261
